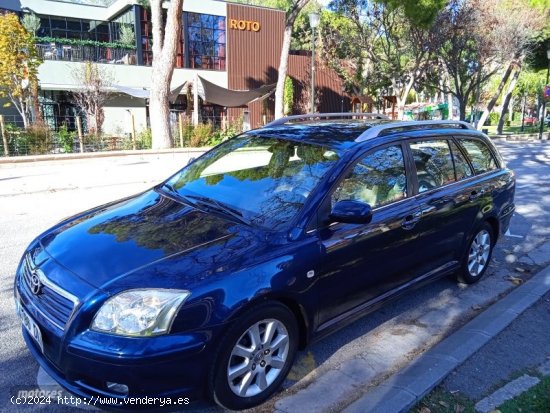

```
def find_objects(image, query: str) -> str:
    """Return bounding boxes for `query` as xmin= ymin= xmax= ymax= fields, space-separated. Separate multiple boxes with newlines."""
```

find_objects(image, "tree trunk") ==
xmin=274 ymin=0 xmax=310 ymax=120
xmin=396 ymin=77 xmax=414 ymax=120
xmin=31 ymin=80 xmax=43 ymax=124
xmin=497 ymin=67 xmax=521 ymax=134
xmin=477 ymin=59 xmax=516 ymax=130
xmin=274 ymin=26 xmax=293 ymax=119
xmin=458 ymin=97 xmax=467 ymax=121
xmin=149 ymin=0 xmax=183 ymax=149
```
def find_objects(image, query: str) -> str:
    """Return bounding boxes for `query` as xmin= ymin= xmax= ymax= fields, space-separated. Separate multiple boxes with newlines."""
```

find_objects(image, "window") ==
xmin=410 ymin=140 xmax=455 ymax=193
xmin=186 ymin=12 xmax=226 ymax=70
xmin=332 ymin=145 xmax=407 ymax=208
xmin=449 ymin=141 xmax=473 ymax=180
xmin=458 ymin=139 xmax=497 ymax=174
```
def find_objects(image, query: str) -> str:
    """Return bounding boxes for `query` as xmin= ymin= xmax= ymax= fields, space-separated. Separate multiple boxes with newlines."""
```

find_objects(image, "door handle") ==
xmin=469 ymin=189 xmax=485 ymax=201
xmin=401 ymin=210 xmax=422 ymax=230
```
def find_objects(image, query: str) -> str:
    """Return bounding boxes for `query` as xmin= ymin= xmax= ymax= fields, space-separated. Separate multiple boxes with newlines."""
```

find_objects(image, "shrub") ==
xmin=136 ymin=128 xmax=152 ymax=149
xmin=57 ymin=124 xmax=75 ymax=153
xmin=19 ymin=123 xmax=52 ymax=155
xmin=190 ymin=122 xmax=213 ymax=147
xmin=486 ymin=112 xmax=500 ymax=126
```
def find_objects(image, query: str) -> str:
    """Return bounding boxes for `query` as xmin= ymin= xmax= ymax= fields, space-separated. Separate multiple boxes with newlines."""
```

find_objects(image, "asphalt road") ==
xmin=0 ymin=141 xmax=548 ymax=413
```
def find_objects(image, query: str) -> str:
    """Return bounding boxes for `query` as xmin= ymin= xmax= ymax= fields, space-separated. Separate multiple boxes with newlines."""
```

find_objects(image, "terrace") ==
xmin=36 ymin=42 xmax=136 ymax=64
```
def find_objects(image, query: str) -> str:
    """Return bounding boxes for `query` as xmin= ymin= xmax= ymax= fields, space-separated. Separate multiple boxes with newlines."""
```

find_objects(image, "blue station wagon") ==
xmin=15 ymin=114 xmax=515 ymax=410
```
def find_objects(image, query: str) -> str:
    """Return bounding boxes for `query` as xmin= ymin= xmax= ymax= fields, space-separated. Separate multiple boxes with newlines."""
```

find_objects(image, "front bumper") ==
xmin=21 ymin=317 xmax=226 ymax=409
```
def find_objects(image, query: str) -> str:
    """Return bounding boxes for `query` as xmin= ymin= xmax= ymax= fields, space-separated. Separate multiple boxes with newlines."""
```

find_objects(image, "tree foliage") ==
xmin=71 ymin=62 xmax=113 ymax=135
xmin=0 ymin=13 xmax=42 ymax=128
xmin=322 ymin=0 xmax=443 ymax=117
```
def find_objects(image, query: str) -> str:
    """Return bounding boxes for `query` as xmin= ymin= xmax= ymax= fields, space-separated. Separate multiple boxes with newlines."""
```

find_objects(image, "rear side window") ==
xmin=410 ymin=140 xmax=455 ymax=193
xmin=458 ymin=139 xmax=498 ymax=174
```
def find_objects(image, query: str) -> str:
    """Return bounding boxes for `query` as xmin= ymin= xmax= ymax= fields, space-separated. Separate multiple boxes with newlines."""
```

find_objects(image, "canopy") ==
xmin=113 ymin=82 xmax=187 ymax=103
xmin=197 ymin=76 xmax=275 ymax=107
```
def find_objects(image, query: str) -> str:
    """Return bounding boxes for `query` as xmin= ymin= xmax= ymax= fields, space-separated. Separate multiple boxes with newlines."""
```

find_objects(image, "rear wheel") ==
xmin=457 ymin=222 xmax=494 ymax=284
xmin=210 ymin=301 xmax=298 ymax=410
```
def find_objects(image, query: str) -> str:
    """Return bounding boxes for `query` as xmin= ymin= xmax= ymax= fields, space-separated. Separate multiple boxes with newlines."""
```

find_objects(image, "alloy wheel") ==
xmin=467 ymin=229 xmax=491 ymax=277
xmin=227 ymin=318 xmax=290 ymax=397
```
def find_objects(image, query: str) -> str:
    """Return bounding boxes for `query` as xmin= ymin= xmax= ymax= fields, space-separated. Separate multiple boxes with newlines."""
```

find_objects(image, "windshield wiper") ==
xmin=185 ymin=194 xmax=250 ymax=225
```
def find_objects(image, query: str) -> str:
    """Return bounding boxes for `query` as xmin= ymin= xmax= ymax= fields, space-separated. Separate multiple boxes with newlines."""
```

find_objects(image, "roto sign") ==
xmin=229 ymin=19 xmax=261 ymax=32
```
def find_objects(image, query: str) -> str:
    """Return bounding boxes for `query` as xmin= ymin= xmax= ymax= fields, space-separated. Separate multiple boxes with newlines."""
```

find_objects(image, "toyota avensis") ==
xmin=15 ymin=114 xmax=515 ymax=410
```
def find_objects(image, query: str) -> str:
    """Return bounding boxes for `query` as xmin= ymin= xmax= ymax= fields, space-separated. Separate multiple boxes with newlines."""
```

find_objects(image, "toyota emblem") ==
xmin=30 ymin=272 xmax=42 ymax=295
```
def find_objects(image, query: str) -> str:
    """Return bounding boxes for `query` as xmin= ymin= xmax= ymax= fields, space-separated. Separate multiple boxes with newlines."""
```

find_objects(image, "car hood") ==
xmin=38 ymin=189 xmax=259 ymax=290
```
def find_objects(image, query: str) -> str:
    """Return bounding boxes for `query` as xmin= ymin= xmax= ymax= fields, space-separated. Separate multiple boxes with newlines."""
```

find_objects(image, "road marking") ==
xmin=505 ymin=229 xmax=523 ymax=238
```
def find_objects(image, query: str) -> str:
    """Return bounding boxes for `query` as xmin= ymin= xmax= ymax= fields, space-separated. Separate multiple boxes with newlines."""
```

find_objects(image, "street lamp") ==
xmin=539 ymin=47 xmax=550 ymax=140
xmin=309 ymin=12 xmax=320 ymax=114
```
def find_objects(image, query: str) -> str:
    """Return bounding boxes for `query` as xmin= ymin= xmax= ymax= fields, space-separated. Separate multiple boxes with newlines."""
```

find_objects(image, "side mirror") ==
xmin=329 ymin=200 xmax=373 ymax=224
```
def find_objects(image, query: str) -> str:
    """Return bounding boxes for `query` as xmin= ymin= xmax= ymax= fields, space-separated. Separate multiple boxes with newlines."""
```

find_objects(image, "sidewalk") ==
xmin=343 ymin=263 xmax=550 ymax=413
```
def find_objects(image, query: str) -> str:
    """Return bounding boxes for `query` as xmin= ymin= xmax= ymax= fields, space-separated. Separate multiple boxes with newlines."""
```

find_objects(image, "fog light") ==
xmin=106 ymin=382 xmax=129 ymax=395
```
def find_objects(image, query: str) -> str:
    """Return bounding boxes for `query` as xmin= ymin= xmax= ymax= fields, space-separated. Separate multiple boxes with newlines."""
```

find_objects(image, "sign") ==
xmin=229 ymin=19 xmax=261 ymax=32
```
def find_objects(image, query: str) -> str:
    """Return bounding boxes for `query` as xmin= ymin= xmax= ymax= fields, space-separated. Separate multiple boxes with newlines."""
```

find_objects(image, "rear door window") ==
xmin=449 ymin=141 xmax=473 ymax=180
xmin=410 ymin=140 xmax=456 ymax=193
xmin=458 ymin=139 xmax=498 ymax=174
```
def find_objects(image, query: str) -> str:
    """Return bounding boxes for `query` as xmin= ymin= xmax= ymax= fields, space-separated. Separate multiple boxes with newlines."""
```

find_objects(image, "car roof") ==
xmin=245 ymin=120 xmax=391 ymax=151
xmin=246 ymin=115 xmax=478 ymax=152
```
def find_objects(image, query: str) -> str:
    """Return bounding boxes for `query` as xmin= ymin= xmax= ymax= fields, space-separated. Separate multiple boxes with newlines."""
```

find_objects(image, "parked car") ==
xmin=523 ymin=116 xmax=538 ymax=126
xmin=14 ymin=114 xmax=515 ymax=410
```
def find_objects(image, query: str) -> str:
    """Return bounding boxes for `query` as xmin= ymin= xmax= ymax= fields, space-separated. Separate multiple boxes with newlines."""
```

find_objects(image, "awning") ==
xmin=112 ymin=82 xmax=188 ymax=103
xmin=198 ymin=76 xmax=276 ymax=107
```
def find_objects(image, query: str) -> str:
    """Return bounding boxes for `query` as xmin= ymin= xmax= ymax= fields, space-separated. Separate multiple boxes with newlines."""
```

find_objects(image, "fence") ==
xmin=36 ymin=44 xmax=137 ymax=65
xmin=0 ymin=113 xmax=243 ymax=157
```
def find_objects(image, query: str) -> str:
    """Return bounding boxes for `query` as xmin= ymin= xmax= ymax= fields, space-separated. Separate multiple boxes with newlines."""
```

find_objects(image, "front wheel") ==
xmin=457 ymin=223 xmax=494 ymax=284
xmin=210 ymin=301 xmax=298 ymax=410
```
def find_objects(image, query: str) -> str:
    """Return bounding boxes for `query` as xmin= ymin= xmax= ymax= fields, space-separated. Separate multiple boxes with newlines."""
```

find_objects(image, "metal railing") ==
xmin=36 ymin=43 xmax=137 ymax=65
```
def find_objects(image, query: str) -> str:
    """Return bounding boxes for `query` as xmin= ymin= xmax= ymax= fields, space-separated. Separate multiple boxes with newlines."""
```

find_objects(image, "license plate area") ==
xmin=16 ymin=300 xmax=44 ymax=353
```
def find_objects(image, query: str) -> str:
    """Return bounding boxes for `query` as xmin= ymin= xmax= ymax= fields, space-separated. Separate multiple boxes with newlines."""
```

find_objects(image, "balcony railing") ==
xmin=36 ymin=43 xmax=137 ymax=65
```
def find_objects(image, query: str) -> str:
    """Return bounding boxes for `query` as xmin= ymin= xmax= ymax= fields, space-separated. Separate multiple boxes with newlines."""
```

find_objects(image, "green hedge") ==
xmin=36 ymin=36 xmax=136 ymax=50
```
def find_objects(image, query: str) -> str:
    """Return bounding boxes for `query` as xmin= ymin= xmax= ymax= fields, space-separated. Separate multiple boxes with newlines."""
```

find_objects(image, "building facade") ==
xmin=1 ymin=0 xmax=348 ymax=134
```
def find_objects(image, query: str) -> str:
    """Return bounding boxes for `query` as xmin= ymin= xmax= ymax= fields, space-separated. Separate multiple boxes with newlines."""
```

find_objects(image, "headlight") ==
xmin=91 ymin=289 xmax=191 ymax=337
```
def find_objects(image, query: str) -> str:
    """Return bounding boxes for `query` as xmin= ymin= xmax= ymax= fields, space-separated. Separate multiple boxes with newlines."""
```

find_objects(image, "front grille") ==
xmin=20 ymin=255 xmax=76 ymax=330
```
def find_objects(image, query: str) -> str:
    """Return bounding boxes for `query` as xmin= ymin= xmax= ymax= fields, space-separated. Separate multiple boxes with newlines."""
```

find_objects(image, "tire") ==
xmin=210 ymin=301 xmax=299 ymax=410
xmin=457 ymin=222 xmax=494 ymax=284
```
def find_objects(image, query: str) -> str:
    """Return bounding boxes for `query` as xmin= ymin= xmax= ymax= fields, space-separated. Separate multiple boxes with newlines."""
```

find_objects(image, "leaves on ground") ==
xmin=504 ymin=275 xmax=524 ymax=285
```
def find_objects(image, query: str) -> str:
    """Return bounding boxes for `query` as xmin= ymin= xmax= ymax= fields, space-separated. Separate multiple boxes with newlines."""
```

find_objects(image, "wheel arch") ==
xmin=485 ymin=216 xmax=500 ymax=243
xmin=227 ymin=294 xmax=311 ymax=350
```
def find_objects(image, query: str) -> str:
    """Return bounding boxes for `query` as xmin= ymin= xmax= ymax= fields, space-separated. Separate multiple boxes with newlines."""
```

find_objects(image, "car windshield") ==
xmin=164 ymin=135 xmax=340 ymax=230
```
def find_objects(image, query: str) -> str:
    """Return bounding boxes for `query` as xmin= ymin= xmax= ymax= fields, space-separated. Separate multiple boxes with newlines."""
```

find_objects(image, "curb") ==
xmin=0 ymin=147 xmax=210 ymax=164
xmin=342 ymin=264 xmax=550 ymax=413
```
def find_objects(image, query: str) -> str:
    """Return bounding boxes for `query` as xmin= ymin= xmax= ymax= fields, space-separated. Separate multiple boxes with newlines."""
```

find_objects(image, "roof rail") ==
xmin=265 ymin=112 xmax=390 ymax=127
xmin=355 ymin=120 xmax=475 ymax=142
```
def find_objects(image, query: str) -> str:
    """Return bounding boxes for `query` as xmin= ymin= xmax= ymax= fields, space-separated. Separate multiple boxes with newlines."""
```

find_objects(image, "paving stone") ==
xmin=537 ymin=359 xmax=550 ymax=376
xmin=528 ymin=243 xmax=550 ymax=266
xmin=275 ymin=369 xmax=361 ymax=413
xmin=390 ymin=355 xmax=458 ymax=398
xmin=338 ymin=357 xmax=378 ymax=385
xmin=430 ymin=329 xmax=490 ymax=364
xmin=518 ymin=255 xmax=535 ymax=265
xmin=474 ymin=375 xmax=540 ymax=413
xmin=342 ymin=384 xmax=415 ymax=413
